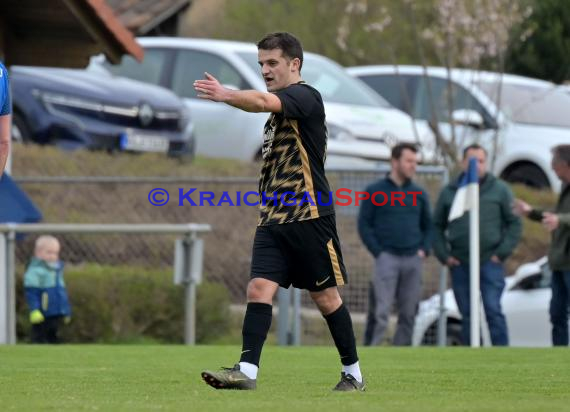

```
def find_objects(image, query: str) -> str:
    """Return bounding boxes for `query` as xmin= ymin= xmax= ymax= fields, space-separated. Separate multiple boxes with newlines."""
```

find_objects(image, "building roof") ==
xmin=106 ymin=0 xmax=191 ymax=35
xmin=1 ymin=0 xmax=143 ymax=67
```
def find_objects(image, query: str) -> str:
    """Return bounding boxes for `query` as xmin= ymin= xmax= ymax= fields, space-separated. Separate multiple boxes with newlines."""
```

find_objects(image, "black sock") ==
xmin=324 ymin=304 xmax=359 ymax=366
xmin=239 ymin=302 xmax=272 ymax=367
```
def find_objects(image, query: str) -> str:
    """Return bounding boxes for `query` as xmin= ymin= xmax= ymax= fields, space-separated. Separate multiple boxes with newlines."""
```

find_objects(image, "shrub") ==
xmin=16 ymin=264 xmax=231 ymax=344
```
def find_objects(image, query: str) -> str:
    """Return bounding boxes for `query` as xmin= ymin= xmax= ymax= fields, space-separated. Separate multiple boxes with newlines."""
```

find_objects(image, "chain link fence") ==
xmin=12 ymin=164 xmax=448 ymax=345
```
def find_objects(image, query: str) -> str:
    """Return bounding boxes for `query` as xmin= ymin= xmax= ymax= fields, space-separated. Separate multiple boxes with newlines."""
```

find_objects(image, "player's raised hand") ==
xmin=193 ymin=72 xmax=228 ymax=102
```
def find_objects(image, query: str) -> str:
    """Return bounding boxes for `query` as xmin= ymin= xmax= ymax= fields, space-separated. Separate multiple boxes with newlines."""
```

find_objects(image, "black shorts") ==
xmin=251 ymin=214 xmax=348 ymax=291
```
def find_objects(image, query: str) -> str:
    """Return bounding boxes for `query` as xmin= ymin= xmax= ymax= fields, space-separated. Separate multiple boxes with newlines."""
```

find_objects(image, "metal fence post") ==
xmin=183 ymin=235 xmax=195 ymax=345
xmin=277 ymin=287 xmax=290 ymax=345
xmin=0 ymin=228 xmax=17 ymax=345
xmin=436 ymin=168 xmax=450 ymax=347
xmin=183 ymin=233 xmax=204 ymax=346
xmin=278 ymin=288 xmax=306 ymax=346
xmin=292 ymin=288 xmax=301 ymax=345
xmin=184 ymin=275 xmax=197 ymax=345
xmin=437 ymin=267 xmax=448 ymax=347
xmin=7 ymin=229 xmax=16 ymax=344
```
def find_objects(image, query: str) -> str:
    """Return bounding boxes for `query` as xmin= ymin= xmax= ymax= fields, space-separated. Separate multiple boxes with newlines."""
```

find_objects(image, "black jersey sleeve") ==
xmin=274 ymin=84 xmax=317 ymax=119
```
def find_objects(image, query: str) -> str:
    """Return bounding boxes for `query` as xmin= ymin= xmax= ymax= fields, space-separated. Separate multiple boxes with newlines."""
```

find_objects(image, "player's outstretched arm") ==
xmin=194 ymin=72 xmax=282 ymax=113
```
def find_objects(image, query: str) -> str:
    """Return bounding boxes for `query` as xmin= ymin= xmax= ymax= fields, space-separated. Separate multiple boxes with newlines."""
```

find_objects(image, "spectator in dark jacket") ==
xmin=433 ymin=144 xmax=521 ymax=346
xmin=514 ymin=144 xmax=570 ymax=346
xmin=24 ymin=235 xmax=71 ymax=343
xmin=358 ymin=143 xmax=433 ymax=346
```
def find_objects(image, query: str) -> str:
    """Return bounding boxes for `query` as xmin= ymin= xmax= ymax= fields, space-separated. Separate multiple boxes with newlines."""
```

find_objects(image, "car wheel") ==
xmin=445 ymin=322 xmax=463 ymax=346
xmin=170 ymin=146 xmax=195 ymax=164
xmin=11 ymin=112 xmax=33 ymax=144
xmin=420 ymin=321 xmax=463 ymax=346
xmin=502 ymin=163 xmax=550 ymax=189
xmin=172 ymin=151 xmax=194 ymax=164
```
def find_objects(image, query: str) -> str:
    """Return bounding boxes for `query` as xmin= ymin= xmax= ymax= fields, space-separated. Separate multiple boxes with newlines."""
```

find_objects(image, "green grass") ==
xmin=1 ymin=346 xmax=569 ymax=411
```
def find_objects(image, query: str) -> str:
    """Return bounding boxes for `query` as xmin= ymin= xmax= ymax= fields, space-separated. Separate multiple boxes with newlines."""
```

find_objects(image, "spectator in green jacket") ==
xmin=433 ymin=144 xmax=522 ymax=346
xmin=513 ymin=144 xmax=570 ymax=346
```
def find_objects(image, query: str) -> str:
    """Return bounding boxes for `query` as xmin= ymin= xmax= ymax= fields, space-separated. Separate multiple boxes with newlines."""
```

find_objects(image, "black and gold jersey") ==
xmin=258 ymin=82 xmax=335 ymax=226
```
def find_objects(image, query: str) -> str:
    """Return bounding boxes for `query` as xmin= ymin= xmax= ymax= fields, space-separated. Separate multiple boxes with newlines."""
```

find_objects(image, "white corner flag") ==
xmin=448 ymin=157 xmax=478 ymax=221
xmin=448 ymin=157 xmax=481 ymax=347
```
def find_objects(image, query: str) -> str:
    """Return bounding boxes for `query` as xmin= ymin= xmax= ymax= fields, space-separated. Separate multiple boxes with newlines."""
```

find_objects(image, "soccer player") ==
xmin=0 ymin=60 xmax=11 ymax=175
xmin=194 ymin=32 xmax=364 ymax=391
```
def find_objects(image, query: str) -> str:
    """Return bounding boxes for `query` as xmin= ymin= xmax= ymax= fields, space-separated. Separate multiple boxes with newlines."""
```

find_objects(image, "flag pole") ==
xmin=448 ymin=157 xmax=481 ymax=347
xmin=469 ymin=164 xmax=480 ymax=348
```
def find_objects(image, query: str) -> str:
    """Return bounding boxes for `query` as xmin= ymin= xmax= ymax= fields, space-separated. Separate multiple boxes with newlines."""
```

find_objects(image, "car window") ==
xmin=357 ymin=74 xmax=416 ymax=114
xmin=477 ymin=82 xmax=570 ymax=128
xmin=414 ymin=76 xmax=488 ymax=122
xmin=237 ymin=51 xmax=390 ymax=107
xmin=172 ymin=50 xmax=250 ymax=99
xmin=104 ymin=48 xmax=168 ymax=85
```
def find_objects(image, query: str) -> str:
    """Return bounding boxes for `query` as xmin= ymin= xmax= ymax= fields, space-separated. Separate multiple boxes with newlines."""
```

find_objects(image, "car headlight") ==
xmin=33 ymin=90 xmax=138 ymax=117
xmin=33 ymin=90 xmax=103 ymax=111
xmin=327 ymin=123 xmax=356 ymax=141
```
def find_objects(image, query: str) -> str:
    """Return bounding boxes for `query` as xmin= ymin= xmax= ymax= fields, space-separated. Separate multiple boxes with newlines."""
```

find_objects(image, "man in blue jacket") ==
xmin=0 ymin=60 xmax=11 ymax=174
xmin=358 ymin=143 xmax=433 ymax=345
xmin=24 ymin=235 xmax=71 ymax=343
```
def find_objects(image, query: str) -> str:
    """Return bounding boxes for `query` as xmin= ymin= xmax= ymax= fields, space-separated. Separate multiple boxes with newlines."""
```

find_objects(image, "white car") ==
xmin=347 ymin=65 xmax=570 ymax=191
xmin=413 ymin=257 xmax=561 ymax=347
xmin=90 ymin=38 xmax=419 ymax=164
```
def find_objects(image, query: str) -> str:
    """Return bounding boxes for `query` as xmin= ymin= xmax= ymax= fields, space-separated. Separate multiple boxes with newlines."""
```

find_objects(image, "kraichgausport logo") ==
xmin=147 ymin=188 xmax=423 ymax=207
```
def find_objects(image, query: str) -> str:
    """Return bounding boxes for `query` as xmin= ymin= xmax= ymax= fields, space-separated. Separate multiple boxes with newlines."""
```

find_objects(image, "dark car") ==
xmin=10 ymin=66 xmax=195 ymax=158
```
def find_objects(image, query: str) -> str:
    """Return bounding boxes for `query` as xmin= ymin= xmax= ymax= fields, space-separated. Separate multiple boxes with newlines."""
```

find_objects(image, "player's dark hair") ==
xmin=391 ymin=143 xmax=418 ymax=160
xmin=257 ymin=32 xmax=304 ymax=72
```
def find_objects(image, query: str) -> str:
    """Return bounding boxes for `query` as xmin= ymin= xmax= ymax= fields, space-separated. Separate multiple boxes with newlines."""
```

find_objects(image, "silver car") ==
xmin=348 ymin=65 xmax=570 ymax=191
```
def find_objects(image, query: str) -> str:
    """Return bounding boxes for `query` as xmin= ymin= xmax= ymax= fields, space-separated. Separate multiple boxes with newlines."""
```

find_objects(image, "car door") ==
xmin=169 ymin=49 xmax=260 ymax=160
xmin=501 ymin=265 xmax=552 ymax=346
xmin=410 ymin=75 xmax=498 ymax=161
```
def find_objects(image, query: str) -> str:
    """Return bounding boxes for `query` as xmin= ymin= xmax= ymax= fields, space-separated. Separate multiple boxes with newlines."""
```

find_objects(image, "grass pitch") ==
xmin=1 ymin=345 xmax=568 ymax=411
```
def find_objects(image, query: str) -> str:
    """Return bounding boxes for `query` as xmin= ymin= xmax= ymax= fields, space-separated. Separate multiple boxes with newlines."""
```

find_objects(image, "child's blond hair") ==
xmin=34 ymin=235 xmax=60 ymax=255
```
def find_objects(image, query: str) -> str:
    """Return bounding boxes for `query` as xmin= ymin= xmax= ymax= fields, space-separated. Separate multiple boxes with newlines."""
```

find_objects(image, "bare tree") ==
xmin=409 ymin=0 xmax=531 ymax=170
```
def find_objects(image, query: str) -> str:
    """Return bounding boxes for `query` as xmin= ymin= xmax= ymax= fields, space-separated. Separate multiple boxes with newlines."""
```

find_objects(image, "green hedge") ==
xmin=16 ymin=264 xmax=231 ymax=344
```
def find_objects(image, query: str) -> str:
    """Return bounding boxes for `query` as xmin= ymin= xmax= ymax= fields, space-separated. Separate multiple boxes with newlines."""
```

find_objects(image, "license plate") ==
xmin=121 ymin=130 xmax=169 ymax=153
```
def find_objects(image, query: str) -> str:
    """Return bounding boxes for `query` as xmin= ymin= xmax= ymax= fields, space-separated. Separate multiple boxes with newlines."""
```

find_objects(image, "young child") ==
xmin=24 ymin=235 xmax=71 ymax=343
